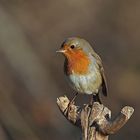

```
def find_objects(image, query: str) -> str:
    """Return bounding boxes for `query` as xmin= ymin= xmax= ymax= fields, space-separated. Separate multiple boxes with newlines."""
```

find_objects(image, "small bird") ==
xmin=57 ymin=37 xmax=107 ymax=104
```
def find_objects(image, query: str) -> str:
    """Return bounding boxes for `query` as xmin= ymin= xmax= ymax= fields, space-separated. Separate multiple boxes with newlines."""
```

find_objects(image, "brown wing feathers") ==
xmin=92 ymin=52 xmax=108 ymax=96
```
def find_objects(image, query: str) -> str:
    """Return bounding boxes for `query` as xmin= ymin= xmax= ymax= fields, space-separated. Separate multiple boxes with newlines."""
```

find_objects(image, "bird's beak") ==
xmin=56 ymin=49 xmax=66 ymax=53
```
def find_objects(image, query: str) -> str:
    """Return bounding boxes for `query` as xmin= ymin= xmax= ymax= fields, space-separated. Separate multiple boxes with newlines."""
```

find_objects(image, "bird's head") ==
xmin=57 ymin=37 xmax=93 ymax=59
xmin=57 ymin=37 xmax=93 ymax=74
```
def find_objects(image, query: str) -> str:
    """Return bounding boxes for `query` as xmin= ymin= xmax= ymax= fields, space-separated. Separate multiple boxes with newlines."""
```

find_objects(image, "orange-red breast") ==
xmin=57 ymin=37 xmax=108 ymax=103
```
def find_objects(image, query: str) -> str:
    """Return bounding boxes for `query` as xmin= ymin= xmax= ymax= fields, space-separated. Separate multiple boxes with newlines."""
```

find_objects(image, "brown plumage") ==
xmin=57 ymin=37 xmax=108 ymax=103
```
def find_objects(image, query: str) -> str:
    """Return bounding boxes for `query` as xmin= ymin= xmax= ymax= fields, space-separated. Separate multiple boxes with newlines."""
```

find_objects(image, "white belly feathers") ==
xmin=67 ymin=67 xmax=102 ymax=95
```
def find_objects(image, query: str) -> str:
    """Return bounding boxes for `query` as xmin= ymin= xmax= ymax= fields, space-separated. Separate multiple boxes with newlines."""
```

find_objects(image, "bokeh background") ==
xmin=0 ymin=0 xmax=139 ymax=140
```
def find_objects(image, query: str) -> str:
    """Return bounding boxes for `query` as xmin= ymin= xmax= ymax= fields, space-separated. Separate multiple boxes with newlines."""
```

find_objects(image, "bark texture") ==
xmin=57 ymin=96 xmax=134 ymax=140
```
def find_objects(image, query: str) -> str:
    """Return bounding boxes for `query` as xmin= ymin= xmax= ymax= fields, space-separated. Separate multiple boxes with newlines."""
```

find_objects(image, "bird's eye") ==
xmin=70 ymin=45 xmax=75 ymax=49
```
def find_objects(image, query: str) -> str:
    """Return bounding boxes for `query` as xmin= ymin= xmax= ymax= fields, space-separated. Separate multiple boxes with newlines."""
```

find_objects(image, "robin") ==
xmin=57 ymin=37 xmax=108 ymax=104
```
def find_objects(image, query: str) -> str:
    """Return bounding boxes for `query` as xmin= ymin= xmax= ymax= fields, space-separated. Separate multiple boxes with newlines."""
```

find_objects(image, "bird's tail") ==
xmin=93 ymin=94 xmax=102 ymax=104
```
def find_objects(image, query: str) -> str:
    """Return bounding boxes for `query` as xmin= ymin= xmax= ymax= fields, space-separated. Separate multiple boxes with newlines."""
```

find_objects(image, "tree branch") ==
xmin=57 ymin=95 xmax=134 ymax=140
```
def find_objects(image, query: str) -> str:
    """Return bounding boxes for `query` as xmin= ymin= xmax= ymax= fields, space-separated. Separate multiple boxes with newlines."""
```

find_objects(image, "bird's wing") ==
xmin=91 ymin=51 xmax=108 ymax=96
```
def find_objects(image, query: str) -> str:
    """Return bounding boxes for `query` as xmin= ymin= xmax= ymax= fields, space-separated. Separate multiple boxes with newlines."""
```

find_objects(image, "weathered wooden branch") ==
xmin=57 ymin=96 xmax=134 ymax=140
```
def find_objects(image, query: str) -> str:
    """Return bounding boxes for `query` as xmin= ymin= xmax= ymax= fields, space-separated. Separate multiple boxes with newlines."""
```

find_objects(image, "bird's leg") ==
xmin=64 ymin=92 xmax=78 ymax=115
xmin=89 ymin=96 xmax=94 ymax=106
xmin=70 ymin=92 xmax=78 ymax=104
xmin=89 ymin=94 xmax=102 ymax=107
xmin=93 ymin=94 xmax=102 ymax=104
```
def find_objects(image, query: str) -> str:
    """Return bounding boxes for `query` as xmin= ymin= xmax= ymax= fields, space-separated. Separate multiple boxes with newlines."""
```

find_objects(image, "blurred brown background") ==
xmin=0 ymin=0 xmax=139 ymax=140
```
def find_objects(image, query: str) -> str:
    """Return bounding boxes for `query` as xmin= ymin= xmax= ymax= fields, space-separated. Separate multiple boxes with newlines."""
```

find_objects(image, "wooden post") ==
xmin=57 ymin=96 xmax=134 ymax=140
